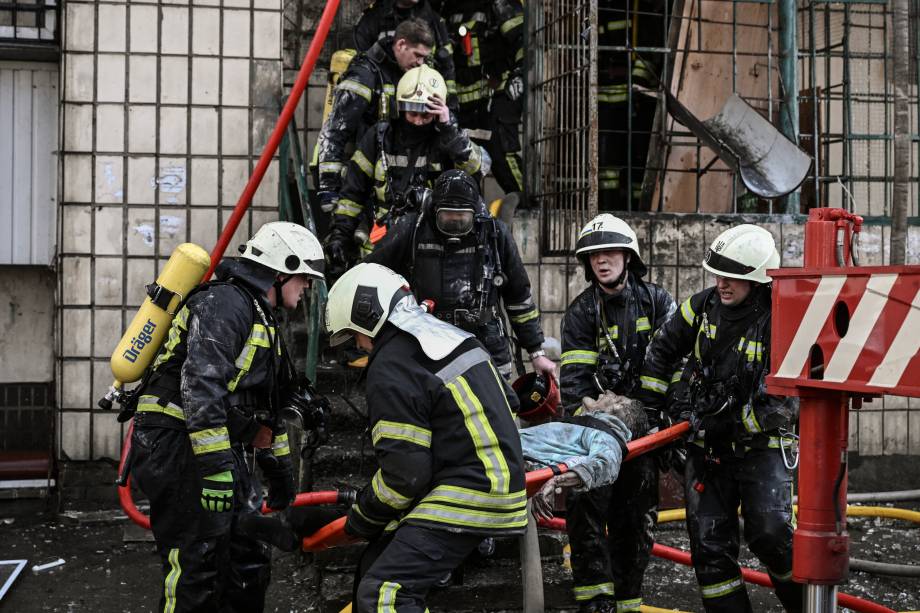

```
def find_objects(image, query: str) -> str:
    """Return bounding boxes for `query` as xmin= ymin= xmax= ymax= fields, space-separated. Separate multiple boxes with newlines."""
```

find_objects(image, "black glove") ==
xmin=317 ymin=191 xmax=339 ymax=213
xmin=324 ymin=232 xmax=349 ymax=277
xmin=256 ymin=448 xmax=296 ymax=511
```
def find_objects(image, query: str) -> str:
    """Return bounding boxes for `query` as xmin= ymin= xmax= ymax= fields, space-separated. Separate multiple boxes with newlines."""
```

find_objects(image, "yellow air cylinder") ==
xmin=322 ymin=48 xmax=357 ymax=122
xmin=109 ymin=242 xmax=211 ymax=386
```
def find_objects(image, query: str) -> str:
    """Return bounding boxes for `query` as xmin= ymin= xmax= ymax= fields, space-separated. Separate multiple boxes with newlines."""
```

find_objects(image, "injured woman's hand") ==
xmin=531 ymin=471 xmax=584 ymax=521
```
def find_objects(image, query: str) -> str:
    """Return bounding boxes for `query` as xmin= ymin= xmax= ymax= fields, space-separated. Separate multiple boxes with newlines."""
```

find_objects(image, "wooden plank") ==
xmin=30 ymin=67 xmax=58 ymax=265
xmin=0 ymin=69 xmax=14 ymax=264
xmin=653 ymin=1 xmax=779 ymax=212
xmin=12 ymin=68 xmax=33 ymax=264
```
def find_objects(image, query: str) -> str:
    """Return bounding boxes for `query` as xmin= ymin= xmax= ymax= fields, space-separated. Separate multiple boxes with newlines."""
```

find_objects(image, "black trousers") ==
xmin=353 ymin=525 xmax=483 ymax=613
xmin=458 ymin=94 xmax=524 ymax=195
xmin=684 ymin=445 xmax=803 ymax=613
xmin=566 ymin=453 xmax=659 ymax=612
xmin=132 ymin=425 xmax=271 ymax=613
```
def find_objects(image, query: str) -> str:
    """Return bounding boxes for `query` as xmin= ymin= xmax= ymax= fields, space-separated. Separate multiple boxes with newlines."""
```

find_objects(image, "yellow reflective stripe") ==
xmin=741 ymin=403 xmax=762 ymax=434
xmin=318 ymin=161 xmax=345 ymax=175
xmin=337 ymin=78 xmax=372 ymax=102
xmin=153 ymin=306 xmax=190 ymax=369
xmin=598 ymin=324 xmax=619 ymax=341
xmin=701 ymin=576 xmax=744 ymax=599
xmin=227 ymin=324 xmax=273 ymax=392
xmin=500 ymin=14 xmax=523 ymax=34
xmin=189 ymin=427 xmax=231 ymax=455
xmin=334 ymin=198 xmax=364 ymax=218
xmin=423 ymin=484 xmax=527 ymax=510
xmin=445 ymin=78 xmax=457 ymax=95
xmin=705 ymin=323 xmax=717 ymax=339
xmin=514 ymin=47 xmax=524 ymax=63
xmin=506 ymin=154 xmax=524 ymax=191
xmin=404 ymin=501 xmax=528 ymax=529
xmin=670 ymin=368 xmax=684 ymax=384
xmin=573 ymin=582 xmax=615 ymax=601
xmin=561 ymin=350 xmax=599 ymax=367
xmin=605 ymin=19 xmax=628 ymax=31
xmin=371 ymin=470 xmax=413 ymax=511
xmin=164 ymin=548 xmax=181 ymax=613
xmin=272 ymin=433 xmax=291 ymax=457
xmin=137 ymin=395 xmax=185 ymax=421
xmin=636 ymin=316 xmax=651 ymax=332
xmin=509 ymin=306 xmax=539 ymax=324
xmin=640 ymin=375 xmax=668 ymax=395
xmin=352 ymin=150 xmax=375 ymax=177
xmin=617 ymin=597 xmax=642 ymax=612
xmin=680 ymin=298 xmax=695 ymax=325
xmin=372 ymin=420 xmax=432 ymax=448
xmin=446 ymin=375 xmax=511 ymax=494
xmin=377 ymin=581 xmax=401 ymax=613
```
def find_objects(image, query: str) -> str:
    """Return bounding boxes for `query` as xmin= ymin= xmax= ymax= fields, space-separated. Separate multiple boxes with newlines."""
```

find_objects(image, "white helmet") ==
xmin=397 ymin=64 xmax=447 ymax=113
xmin=702 ymin=224 xmax=779 ymax=284
xmin=574 ymin=213 xmax=647 ymax=279
xmin=325 ymin=263 xmax=413 ymax=346
xmin=239 ymin=221 xmax=325 ymax=280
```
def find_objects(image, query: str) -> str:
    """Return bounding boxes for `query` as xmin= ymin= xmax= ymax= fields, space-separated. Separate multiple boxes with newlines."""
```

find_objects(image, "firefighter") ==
xmin=324 ymin=262 xmax=528 ymax=613
xmin=441 ymin=0 xmax=526 ymax=195
xmin=637 ymin=224 xmax=802 ymax=613
xmin=129 ymin=222 xmax=325 ymax=612
xmin=316 ymin=18 xmax=435 ymax=215
xmin=353 ymin=0 xmax=458 ymax=108
xmin=325 ymin=65 xmax=483 ymax=274
xmin=558 ymin=213 xmax=676 ymax=613
xmin=366 ymin=169 xmax=555 ymax=381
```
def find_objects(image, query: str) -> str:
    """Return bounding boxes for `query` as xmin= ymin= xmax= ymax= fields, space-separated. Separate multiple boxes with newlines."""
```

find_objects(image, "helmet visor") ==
xmin=435 ymin=208 xmax=475 ymax=237
xmin=398 ymin=100 xmax=430 ymax=113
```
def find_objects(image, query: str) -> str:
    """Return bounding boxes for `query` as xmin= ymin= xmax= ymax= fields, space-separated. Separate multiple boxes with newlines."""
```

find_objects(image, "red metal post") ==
xmin=792 ymin=208 xmax=859 ymax=590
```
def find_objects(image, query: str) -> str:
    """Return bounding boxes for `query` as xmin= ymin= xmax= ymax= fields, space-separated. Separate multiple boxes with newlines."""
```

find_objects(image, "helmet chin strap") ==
xmin=272 ymin=274 xmax=293 ymax=303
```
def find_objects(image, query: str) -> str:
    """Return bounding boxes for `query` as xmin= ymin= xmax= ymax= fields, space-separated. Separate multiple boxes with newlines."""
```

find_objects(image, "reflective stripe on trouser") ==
xmin=354 ymin=524 xmax=482 ymax=613
xmin=132 ymin=427 xmax=272 ymax=612
xmin=684 ymin=445 xmax=802 ymax=613
xmin=566 ymin=453 xmax=659 ymax=607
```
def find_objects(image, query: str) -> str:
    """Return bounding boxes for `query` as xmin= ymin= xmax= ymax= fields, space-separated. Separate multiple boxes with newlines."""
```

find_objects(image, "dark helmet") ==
xmin=432 ymin=170 xmax=480 ymax=237
xmin=511 ymin=372 xmax=559 ymax=421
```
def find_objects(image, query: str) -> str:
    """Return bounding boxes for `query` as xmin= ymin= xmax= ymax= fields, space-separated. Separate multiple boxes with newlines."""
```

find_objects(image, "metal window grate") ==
xmin=0 ymin=382 xmax=54 ymax=452
xmin=0 ymin=0 xmax=57 ymax=44
xmin=528 ymin=0 xmax=920 ymax=255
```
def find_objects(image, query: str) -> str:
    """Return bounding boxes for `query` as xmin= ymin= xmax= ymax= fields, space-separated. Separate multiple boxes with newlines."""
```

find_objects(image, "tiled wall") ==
xmin=511 ymin=212 xmax=920 ymax=456
xmin=58 ymin=0 xmax=285 ymax=461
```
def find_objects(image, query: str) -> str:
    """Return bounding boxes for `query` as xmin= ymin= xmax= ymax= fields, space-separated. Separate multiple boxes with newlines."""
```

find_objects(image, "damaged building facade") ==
xmin=0 ymin=0 xmax=919 ymax=492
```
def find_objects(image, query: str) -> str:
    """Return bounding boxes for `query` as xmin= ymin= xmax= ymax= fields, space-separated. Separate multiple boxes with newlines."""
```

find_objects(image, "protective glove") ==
xmin=317 ymin=191 xmax=339 ymax=213
xmin=256 ymin=448 xmax=296 ymax=511
xmin=201 ymin=470 xmax=234 ymax=513
xmin=531 ymin=471 xmax=583 ymax=521
xmin=324 ymin=232 xmax=349 ymax=277
xmin=504 ymin=73 xmax=525 ymax=102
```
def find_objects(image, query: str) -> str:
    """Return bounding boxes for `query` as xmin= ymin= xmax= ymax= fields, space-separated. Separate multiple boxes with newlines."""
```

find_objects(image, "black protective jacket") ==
xmin=330 ymin=119 xmax=483 ymax=239
xmin=316 ymin=42 xmax=405 ymax=194
xmin=638 ymin=285 xmax=799 ymax=447
xmin=142 ymin=258 xmax=292 ymax=477
xmin=366 ymin=208 xmax=544 ymax=354
xmin=345 ymin=324 xmax=528 ymax=538
xmin=442 ymin=0 xmax=524 ymax=106
xmin=560 ymin=277 xmax=675 ymax=410
xmin=353 ymin=0 xmax=457 ymax=105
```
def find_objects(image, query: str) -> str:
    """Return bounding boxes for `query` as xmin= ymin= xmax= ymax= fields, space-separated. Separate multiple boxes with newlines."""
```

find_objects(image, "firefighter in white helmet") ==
xmin=637 ymin=224 xmax=802 ymax=613
xmin=130 ymin=222 xmax=326 ymax=612
xmin=324 ymin=64 xmax=485 ymax=275
xmin=325 ymin=262 xmax=527 ymax=613
xmin=559 ymin=213 xmax=677 ymax=613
